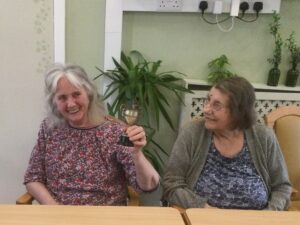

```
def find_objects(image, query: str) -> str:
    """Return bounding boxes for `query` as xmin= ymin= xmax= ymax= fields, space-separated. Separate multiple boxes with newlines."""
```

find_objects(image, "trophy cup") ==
xmin=118 ymin=102 xmax=139 ymax=147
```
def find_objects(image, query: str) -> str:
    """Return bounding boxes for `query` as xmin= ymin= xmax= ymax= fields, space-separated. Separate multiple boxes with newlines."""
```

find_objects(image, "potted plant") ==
xmin=95 ymin=50 xmax=193 ymax=174
xmin=267 ymin=11 xmax=283 ymax=86
xmin=207 ymin=54 xmax=235 ymax=84
xmin=285 ymin=32 xmax=300 ymax=87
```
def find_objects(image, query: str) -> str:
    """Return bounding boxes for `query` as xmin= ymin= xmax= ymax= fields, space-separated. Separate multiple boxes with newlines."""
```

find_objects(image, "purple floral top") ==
xmin=24 ymin=119 xmax=141 ymax=205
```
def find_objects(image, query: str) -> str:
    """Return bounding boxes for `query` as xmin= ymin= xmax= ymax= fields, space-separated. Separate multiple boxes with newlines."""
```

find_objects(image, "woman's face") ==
xmin=53 ymin=77 xmax=90 ymax=128
xmin=203 ymin=87 xmax=232 ymax=132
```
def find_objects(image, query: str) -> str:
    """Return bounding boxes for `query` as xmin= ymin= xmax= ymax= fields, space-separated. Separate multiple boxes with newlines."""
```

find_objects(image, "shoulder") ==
xmin=246 ymin=123 xmax=278 ymax=155
xmin=177 ymin=118 xmax=209 ymax=146
xmin=96 ymin=118 xmax=124 ymax=137
xmin=251 ymin=123 xmax=275 ymax=141
xmin=181 ymin=118 xmax=205 ymax=134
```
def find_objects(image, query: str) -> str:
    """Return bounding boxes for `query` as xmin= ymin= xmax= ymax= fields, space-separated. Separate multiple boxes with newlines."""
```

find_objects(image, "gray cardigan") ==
xmin=162 ymin=120 xmax=291 ymax=210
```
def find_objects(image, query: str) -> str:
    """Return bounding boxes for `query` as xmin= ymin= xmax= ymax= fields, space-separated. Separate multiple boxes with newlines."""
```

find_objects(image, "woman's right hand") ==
xmin=26 ymin=182 xmax=59 ymax=205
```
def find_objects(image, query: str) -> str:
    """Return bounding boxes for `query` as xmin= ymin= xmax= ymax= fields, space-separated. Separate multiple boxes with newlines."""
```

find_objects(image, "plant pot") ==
xmin=267 ymin=67 xmax=281 ymax=86
xmin=285 ymin=68 xmax=299 ymax=87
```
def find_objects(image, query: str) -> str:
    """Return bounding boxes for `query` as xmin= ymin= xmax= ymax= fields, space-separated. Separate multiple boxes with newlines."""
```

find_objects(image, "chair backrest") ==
xmin=264 ymin=106 xmax=300 ymax=201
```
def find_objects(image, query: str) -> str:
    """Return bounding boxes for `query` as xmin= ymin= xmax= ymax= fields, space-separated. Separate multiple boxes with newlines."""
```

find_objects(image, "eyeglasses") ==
xmin=202 ymin=98 xmax=227 ymax=112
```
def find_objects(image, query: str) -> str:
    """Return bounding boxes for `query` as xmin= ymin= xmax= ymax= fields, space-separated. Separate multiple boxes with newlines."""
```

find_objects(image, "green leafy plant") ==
xmin=267 ymin=11 xmax=283 ymax=86
xmin=285 ymin=32 xmax=300 ymax=86
xmin=207 ymin=54 xmax=235 ymax=84
xmin=268 ymin=11 xmax=283 ymax=69
xmin=286 ymin=32 xmax=300 ymax=70
xmin=95 ymin=50 xmax=193 ymax=174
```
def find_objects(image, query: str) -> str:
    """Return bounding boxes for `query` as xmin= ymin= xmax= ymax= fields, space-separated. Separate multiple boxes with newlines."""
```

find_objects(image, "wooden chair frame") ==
xmin=264 ymin=106 xmax=300 ymax=209
xmin=16 ymin=186 xmax=139 ymax=206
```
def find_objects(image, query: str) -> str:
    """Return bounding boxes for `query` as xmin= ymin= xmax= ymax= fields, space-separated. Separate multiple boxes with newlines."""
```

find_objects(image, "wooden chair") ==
xmin=16 ymin=186 xmax=139 ymax=206
xmin=264 ymin=106 xmax=300 ymax=211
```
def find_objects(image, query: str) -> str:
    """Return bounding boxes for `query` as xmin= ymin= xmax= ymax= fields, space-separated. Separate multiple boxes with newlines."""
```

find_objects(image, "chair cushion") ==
xmin=275 ymin=116 xmax=300 ymax=201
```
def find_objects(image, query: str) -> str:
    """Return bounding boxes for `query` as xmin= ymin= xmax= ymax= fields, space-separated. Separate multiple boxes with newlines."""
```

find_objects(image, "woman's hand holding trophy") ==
xmin=118 ymin=103 xmax=146 ymax=151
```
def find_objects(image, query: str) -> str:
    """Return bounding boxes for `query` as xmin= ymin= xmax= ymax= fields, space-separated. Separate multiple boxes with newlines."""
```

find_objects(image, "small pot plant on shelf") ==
xmin=285 ymin=32 xmax=300 ymax=87
xmin=267 ymin=11 xmax=283 ymax=86
xmin=95 ymin=50 xmax=193 ymax=174
xmin=207 ymin=54 xmax=236 ymax=85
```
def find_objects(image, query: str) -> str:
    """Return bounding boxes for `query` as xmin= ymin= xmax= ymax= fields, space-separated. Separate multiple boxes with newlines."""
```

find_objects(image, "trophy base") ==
xmin=118 ymin=134 xmax=134 ymax=147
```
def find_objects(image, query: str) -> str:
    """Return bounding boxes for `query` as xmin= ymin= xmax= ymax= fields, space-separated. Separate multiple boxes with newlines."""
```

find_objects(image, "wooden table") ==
xmin=185 ymin=208 xmax=300 ymax=225
xmin=0 ymin=205 xmax=185 ymax=225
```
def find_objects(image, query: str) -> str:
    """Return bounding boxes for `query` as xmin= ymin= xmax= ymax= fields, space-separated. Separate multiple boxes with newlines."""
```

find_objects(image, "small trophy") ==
xmin=118 ymin=102 xmax=139 ymax=147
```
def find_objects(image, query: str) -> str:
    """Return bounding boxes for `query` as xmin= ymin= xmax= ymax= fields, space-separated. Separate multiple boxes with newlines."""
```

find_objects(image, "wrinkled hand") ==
xmin=126 ymin=125 xmax=147 ymax=152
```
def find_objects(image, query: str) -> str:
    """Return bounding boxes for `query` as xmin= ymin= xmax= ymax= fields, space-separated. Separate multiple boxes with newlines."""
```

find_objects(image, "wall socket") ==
xmin=157 ymin=0 xmax=183 ymax=11
xmin=122 ymin=0 xmax=281 ymax=13
xmin=196 ymin=0 xmax=281 ymax=14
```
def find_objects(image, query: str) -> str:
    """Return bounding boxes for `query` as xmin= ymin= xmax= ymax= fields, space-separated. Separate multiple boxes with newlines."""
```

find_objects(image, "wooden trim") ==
xmin=16 ymin=192 xmax=34 ymax=205
xmin=264 ymin=106 xmax=300 ymax=128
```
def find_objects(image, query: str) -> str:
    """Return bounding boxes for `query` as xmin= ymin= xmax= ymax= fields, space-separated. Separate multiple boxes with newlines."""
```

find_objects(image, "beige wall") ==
xmin=0 ymin=0 xmax=54 ymax=203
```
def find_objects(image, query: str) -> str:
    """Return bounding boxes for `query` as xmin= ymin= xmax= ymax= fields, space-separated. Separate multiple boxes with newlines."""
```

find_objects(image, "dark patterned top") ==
xmin=24 ymin=119 xmax=141 ymax=205
xmin=194 ymin=137 xmax=268 ymax=209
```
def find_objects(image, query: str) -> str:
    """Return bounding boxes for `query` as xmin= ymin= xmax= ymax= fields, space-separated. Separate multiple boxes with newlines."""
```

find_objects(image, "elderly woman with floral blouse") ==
xmin=24 ymin=64 xmax=159 ymax=205
xmin=163 ymin=76 xmax=291 ymax=210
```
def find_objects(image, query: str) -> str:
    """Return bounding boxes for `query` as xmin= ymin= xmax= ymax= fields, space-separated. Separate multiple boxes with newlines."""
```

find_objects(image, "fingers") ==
xmin=126 ymin=125 xmax=147 ymax=147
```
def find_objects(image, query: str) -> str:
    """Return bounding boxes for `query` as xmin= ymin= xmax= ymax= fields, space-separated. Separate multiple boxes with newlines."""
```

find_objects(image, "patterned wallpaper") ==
xmin=0 ymin=0 xmax=54 ymax=203
xmin=33 ymin=0 xmax=53 ymax=73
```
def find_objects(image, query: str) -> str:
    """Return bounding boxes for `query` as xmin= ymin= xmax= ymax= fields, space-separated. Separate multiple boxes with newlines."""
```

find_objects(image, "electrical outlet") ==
xmin=230 ymin=0 xmax=240 ymax=16
xmin=157 ymin=0 xmax=183 ymax=11
xmin=195 ymin=0 xmax=280 ymax=14
xmin=123 ymin=0 xmax=281 ymax=13
xmin=213 ymin=1 xmax=223 ymax=14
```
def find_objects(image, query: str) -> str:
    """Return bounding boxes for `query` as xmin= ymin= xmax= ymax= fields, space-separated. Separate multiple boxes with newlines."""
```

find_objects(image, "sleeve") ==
xmin=162 ymin=126 xmax=208 ymax=208
xmin=110 ymin=123 xmax=143 ymax=193
xmin=115 ymin=145 xmax=144 ymax=192
xmin=23 ymin=121 xmax=47 ymax=185
xmin=265 ymin=128 xmax=292 ymax=210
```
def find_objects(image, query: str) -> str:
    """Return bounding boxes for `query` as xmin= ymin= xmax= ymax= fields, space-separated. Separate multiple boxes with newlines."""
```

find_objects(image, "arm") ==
xmin=26 ymin=182 xmax=58 ymax=205
xmin=162 ymin=125 xmax=208 ymax=208
xmin=265 ymin=128 xmax=292 ymax=210
xmin=126 ymin=125 xmax=160 ymax=191
xmin=24 ymin=120 xmax=58 ymax=205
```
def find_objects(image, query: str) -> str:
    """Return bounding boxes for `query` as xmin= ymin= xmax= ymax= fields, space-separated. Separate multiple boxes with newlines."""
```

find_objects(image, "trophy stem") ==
xmin=118 ymin=134 xmax=134 ymax=147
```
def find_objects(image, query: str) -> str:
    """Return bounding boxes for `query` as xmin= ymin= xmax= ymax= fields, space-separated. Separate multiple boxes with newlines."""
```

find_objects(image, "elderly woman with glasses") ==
xmin=163 ymin=76 xmax=291 ymax=210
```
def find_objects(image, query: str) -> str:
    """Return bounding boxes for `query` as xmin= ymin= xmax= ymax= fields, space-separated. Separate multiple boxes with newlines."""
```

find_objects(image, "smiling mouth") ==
xmin=68 ymin=108 xmax=79 ymax=114
xmin=205 ymin=117 xmax=216 ymax=122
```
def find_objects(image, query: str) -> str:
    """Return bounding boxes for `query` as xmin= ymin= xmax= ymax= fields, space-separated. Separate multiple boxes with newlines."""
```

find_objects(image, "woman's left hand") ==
xmin=126 ymin=125 xmax=147 ymax=152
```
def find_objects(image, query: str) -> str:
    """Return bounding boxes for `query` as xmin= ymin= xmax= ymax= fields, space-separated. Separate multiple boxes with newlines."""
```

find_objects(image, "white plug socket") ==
xmin=230 ymin=0 xmax=241 ymax=16
xmin=213 ymin=1 xmax=223 ymax=14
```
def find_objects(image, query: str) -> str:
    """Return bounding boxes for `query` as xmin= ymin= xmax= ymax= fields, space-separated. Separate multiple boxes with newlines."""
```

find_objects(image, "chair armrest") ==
xmin=16 ymin=192 xmax=34 ymax=205
xmin=127 ymin=186 xmax=139 ymax=206
xmin=171 ymin=205 xmax=190 ymax=225
xmin=291 ymin=187 xmax=299 ymax=199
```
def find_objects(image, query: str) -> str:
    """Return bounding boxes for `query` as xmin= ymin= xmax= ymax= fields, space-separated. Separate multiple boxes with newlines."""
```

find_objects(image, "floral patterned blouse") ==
xmin=24 ymin=119 xmax=141 ymax=205
xmin=194 ymin=137 xmax=268 ymax=209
